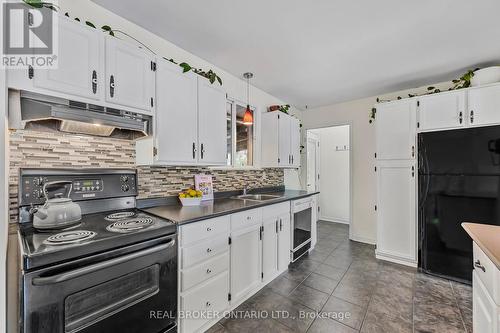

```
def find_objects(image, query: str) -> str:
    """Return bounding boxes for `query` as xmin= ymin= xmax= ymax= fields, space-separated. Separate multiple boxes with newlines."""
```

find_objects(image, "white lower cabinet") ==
xmin=473 ymin=271 xmax=497 ymax=333
xmin=230 ymin=223 xmax=262 ymax=303
xmin=180 ymin=271 xmax=230 ymax=333
xmin=277 ymin=212 xmax=291 ymax=272
xmin=375 ymin=160 xmax=417 ymax=266
xmin=177 ymin=201 xmax=305 ymax=333
xmin=472 ymin=241 xmax=500 ymax=333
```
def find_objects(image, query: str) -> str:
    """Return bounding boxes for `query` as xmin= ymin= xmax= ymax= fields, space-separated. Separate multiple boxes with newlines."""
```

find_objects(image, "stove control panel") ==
xmin=19 ymin=169 xmax=138 ymax=207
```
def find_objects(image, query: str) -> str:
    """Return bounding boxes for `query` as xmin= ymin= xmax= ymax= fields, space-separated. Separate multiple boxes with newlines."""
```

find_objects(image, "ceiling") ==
xmin=93 ymin=0 xmax=500 ymax=109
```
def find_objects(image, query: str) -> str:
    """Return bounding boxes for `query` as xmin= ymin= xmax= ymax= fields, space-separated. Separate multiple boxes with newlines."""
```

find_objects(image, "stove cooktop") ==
xmin=19 ymin=209 xmax=176 ymax=271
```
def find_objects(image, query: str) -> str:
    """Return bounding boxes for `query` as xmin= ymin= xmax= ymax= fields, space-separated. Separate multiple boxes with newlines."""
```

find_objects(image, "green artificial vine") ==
xmin=370 ymin=68 xmax=480 ymax=124
xmin=22 ymin=0 xmax=222 ymax=86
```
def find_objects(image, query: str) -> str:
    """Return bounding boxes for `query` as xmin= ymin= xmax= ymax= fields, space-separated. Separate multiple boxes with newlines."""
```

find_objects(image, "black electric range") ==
xmin=18 ymin=168 xmax=178 ymax=333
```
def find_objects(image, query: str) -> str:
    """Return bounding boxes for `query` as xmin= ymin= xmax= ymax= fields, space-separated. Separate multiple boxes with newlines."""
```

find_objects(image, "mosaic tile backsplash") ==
xmin=9 ymin=130 xmax=284 ymax=222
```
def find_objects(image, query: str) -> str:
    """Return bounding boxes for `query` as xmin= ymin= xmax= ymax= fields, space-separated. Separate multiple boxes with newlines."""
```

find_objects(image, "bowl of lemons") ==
xmin=178 ymin=189 xmax=203 ymax=206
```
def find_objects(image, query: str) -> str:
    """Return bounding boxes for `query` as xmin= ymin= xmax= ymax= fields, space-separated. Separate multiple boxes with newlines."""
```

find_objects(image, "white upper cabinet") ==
xmin=105 ymin=36 xmax=155 ymax=112
xmin=468 ymin=84 xmax=500 ymax=127
xmin=376 ymin=160 xmax=417 ymax=264
xmin=136 ymin=66 xmax=227 ymax=166
xmin=417 ymin=90 xmax=466 ymax=132
xmin=278 ymin=113 xmax=291 ymax=166
xmin=290 ymin=117 xmax=301 ymax=167
xmin=33 ymin=17 xmax=103 ymax=100
xmin=154 ymin=59 xmax=198 ymax=165
xmin=197 ymin=79 xmax=227 ymax=165
xmin=376 ymin=99 xmax=417 ymax=160
xmin=262 ymin=112 xmax=301 ymax=168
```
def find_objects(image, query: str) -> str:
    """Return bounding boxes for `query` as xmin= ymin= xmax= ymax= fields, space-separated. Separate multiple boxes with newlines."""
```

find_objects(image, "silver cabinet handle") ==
xmin=206 ymin=227 xmax=212 ymax=232
xmin=92 ymin=70 xmax=97 ymax=94
xmin=470 ymin=110 xmax=474 ymax=124
xmin=206 ymin=248 xmax=212 ymax=253
xmin=201 ymin=143 xmax=205 ymax=159
xmin=192 ymin=142 xmax=197 ymax=159
xmin=411 ymin=146 xmax=415 ymax=158
xmin=474 ymin=260 xmax=485 ymax=272
xmin=206 ymin=268 xmax=212 ymax=274
xmin=459 ymin=111 xmax=463 ymax=124
xmin=206 ymin=301 xmax=212 ymax=307
xmin=279 ymin=218 xmax=283 ymax=231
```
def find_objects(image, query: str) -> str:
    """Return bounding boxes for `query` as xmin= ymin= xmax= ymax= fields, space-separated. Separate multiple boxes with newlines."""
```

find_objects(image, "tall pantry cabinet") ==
xmin=375 ymin=99 xmax=418 ymax=266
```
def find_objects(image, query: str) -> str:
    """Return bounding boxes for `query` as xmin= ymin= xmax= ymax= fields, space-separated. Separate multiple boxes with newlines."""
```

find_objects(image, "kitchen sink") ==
xmin=232 ymin=194 xmax=281 ymax=201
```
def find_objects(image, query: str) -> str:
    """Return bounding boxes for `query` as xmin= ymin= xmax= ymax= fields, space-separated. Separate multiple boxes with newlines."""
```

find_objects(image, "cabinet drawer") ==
xmin=181 ymin=271 xmax=229 ymax=333
xmin=473 ymin=242 xmax=497 ymax=302
xmin=231 ymin=208 xmax=262 ymax=231
xmin=180 ymin=215 xmax=230 ymax=246
xmin=181 ymin=251 xmax=229 ymax=292
xmin=181 ymin=234 xmax=229 ymax=269
xmin=262 ymin=202 xmax=290 ymax=220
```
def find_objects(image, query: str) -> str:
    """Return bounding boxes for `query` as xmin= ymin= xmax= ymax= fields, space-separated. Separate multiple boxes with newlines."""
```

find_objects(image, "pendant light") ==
xmin=242 ymin=72 xmax=254 ymax=125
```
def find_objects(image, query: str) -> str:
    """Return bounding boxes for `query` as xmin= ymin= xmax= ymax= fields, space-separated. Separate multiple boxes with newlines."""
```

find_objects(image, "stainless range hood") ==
xmin=12 ymin=91 xmax=151 ymax=138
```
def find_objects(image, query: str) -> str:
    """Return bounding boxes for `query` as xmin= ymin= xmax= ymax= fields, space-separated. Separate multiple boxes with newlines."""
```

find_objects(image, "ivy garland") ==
xmin=22 ymin=0 xmax=223 ymax=85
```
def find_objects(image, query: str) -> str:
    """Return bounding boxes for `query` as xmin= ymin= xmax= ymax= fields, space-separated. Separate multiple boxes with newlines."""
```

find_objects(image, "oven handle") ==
xmin=32 ymin=239 xmax=175 ymax=286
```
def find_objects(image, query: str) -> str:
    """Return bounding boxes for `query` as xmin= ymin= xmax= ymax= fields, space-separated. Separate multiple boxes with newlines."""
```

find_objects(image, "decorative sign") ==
xmin=194 ymin=174 xmax=214 ymax=201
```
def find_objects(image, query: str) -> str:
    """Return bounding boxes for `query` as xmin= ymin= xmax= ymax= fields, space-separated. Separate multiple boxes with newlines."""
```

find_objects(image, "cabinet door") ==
xmin=376 ymin=160 xmax=416 ymax=263
xmin=375 ymin=100 xmax=416 ymax=160
xmin=278 ymin=114 xmax=291 ymax=166
xmin=105 ymin=36 xmax=155 ymax=112
xmin=154 ymin=59 xmax=198 ymax=164
xmin=418 ymin=91 xmax=466 ymax=132
xmin=290 ymin=116 xmax=301 ymax=167
xmin=468 ymin=84 xmax=500 ymax=127
xmin=34 ymin=17 xmax=102 ymax=100
xmin=261 ymin=112 xmax=280 ymax=167
xmin=311 ymin=195 xmax=318 ymax=249
xmin=262 ymin=217 xmax=278 ymax=281
xmin=277 ymin=213 xmax=291 ymax=272
xmin=230 ymin=225 xmax=261 ymax=302
xmin=473 ymin=271 xmax=496 ymax=333
xmin=197 ymin=79 xmax=227 ymax=165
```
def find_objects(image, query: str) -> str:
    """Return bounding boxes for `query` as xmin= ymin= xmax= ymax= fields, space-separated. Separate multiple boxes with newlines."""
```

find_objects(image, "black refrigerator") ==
xmin=419 ymin=125 xmax=500 ymax=283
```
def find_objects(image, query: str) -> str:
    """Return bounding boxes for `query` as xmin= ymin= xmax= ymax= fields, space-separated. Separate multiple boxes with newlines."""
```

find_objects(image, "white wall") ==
xmin=58 ymin=0 xmax=302 ymax=171
xmin=311 ymin=125 xmax=350 ymax=224
xmin=301 ymin=81 xmax=452 ymax=244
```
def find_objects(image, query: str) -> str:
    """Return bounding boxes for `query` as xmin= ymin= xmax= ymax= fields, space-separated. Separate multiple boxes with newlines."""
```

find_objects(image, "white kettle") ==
xmin=33 ymin=181 xmax=82 ymax=230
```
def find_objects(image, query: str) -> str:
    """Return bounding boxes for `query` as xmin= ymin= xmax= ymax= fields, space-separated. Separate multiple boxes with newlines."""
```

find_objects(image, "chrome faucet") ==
xmin=242 ymin=186 xmax=248 ymax=195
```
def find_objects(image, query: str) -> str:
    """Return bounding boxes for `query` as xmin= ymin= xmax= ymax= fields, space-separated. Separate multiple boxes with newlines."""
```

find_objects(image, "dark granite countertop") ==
xmin=141 ymin=190 xmax=319 ymax=225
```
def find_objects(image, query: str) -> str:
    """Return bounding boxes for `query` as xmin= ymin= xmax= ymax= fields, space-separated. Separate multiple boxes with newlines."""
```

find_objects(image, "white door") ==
xmin=105 ymin=36 xmax=155 ymax=112
xmin=277 ymin=213 xmax=291 ymax=272
xmin=262 ymin=218 xmax=278 ymax=281
xmin=468 ymin=84 xmax=500 ymax=127
xmin=376 ymin=100 xmax=417 ymax=160
xmin=278 ymin=113 xmax=291 ymax=166
xmin=154 ymin=59 xmax=198 ymax=164
xmin=290 ymin=117 xmax=301 ymax=167
xmin=376 ymin=160 xmax=416 ymax=262
xmin=197 ymin=79 xmax=227 ymax=165
xmin=306 ymin=132 xmax=320 ymax=192
xmin=34 ymin=17 xmax=102 ymax=100
xmin=473 ymin=271 xmax=496 ymax=333
xmin=418 ymin=90 xmax=466 ymax=131
xmin=230 ymin=225 xmax=261 ymax=302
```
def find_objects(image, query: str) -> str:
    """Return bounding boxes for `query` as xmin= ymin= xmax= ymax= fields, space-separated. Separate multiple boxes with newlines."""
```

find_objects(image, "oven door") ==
xmin=23 ymin=235 xmax=177 ymax=333
xmin=292 ymin=200 xmax=312 ymax=261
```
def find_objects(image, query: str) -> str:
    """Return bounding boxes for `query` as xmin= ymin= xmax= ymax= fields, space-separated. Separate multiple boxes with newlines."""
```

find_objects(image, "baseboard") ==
xmin=375 ymin=251 xmax=417 ymax=268
xmin=319 ymin=216 xmax=349 ymax=224
xmin=349 ymin=234 xmax=376 ymax=245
